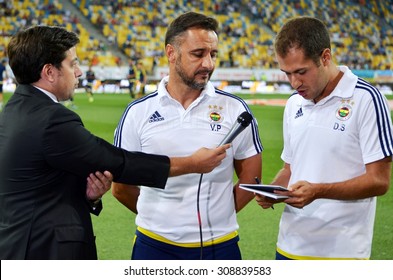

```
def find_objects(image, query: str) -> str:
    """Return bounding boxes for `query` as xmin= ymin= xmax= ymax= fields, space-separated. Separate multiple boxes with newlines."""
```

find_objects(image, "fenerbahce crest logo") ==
xmin=336 ymin=100 xmax=353 ymax=121
xmin=208 ymin=105 xmax=224 ymax=133
xmin=208 ymin=105 xmax=224 ymax=123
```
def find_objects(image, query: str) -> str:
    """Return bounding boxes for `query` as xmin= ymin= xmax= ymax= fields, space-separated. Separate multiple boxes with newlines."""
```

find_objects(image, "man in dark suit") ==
xmin=0 ymin=25 xmax=229 ymax=260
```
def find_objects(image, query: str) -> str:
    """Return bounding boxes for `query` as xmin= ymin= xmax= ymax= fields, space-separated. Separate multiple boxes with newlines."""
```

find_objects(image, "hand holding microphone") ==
xmin=189 ymin=145 xmax=230 ymax=174
xmin=194 ymin=111 xmax=253 ymax=174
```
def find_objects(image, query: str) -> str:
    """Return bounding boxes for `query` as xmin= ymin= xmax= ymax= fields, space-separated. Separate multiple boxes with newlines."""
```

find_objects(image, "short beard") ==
xmin=175 ymin=54 xmax=211 ymax=90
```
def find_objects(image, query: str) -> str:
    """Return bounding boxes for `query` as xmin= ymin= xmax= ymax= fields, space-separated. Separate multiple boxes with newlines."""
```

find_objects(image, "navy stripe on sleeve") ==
xmin=114 ymin=91 xmax=159 ymax=148
xmin=356 ymin=79 xmax=393 ymax=157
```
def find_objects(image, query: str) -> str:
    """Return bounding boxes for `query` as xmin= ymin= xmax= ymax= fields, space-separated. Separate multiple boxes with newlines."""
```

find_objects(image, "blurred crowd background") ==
xmin=0 ymin=0 xmax=392 ymax=91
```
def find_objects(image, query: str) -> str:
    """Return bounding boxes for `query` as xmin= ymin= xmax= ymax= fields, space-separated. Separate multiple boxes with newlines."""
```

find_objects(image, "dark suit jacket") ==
xmin=0 ymin=85 xmax=170 ymax=259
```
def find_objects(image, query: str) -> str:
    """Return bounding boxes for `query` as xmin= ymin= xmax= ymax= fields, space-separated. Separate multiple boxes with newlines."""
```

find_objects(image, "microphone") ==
xmin=218 ymin=111 xmax=253 ymax=146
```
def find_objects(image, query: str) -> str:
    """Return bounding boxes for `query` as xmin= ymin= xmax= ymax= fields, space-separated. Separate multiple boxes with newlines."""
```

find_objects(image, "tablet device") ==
xmin=239 ymin=184 xmax=289 ymax=199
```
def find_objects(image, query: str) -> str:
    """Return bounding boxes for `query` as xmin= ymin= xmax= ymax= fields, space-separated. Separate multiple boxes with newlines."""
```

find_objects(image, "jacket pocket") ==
xmin=55 ymin=225 xmax=87 ymax=243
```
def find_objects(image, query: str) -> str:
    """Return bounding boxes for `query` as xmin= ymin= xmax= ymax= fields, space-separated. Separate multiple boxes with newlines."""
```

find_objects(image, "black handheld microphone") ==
xmin=218 ymin=111 xmax=253 ymax=146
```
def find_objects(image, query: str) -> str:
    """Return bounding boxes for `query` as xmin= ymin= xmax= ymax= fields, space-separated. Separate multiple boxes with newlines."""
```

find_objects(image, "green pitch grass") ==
xmin=2 ymin=92 xmax=393 ymax=259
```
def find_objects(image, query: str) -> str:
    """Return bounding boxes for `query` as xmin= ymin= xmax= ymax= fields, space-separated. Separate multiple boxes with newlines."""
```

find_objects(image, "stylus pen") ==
xmin=254 ymin=177 xmax=274 ymax=210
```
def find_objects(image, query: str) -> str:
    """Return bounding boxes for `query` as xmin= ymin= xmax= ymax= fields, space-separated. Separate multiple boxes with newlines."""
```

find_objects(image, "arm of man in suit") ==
xmin=44 ymin=108 xmax=230 ymax=189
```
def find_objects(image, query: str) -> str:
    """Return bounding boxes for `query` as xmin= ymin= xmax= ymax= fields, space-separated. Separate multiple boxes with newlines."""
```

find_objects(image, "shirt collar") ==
xmin=33 ymin=86 xmax=59 ymax=103
xmin=157 ymin=76 xmax=217 ymax=103
xmin=302 ymin=65 xmax=357 ymax=106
